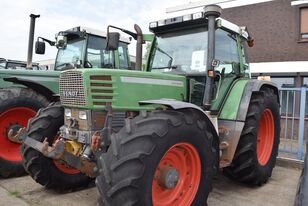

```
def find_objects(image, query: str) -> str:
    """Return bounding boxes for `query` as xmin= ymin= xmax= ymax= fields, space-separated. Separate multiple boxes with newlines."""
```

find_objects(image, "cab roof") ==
xmin=149 ymin=12 xmax=249 ymax=39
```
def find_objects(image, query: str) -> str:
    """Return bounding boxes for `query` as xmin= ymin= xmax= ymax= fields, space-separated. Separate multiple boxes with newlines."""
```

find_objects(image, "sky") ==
xmin=0 ymin=0 xmax=272 ymax=62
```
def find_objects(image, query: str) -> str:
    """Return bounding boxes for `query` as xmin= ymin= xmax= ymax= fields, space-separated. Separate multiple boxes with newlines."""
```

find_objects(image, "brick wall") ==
xmin=222 ymin=0 xmax=308 ymax=63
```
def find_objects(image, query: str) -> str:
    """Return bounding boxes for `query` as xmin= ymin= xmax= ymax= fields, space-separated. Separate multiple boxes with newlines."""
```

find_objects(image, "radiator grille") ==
xmin=90 ymin=75 xmax=114 ymax=106
xmin=59 ymin=71 xmax=86 ymax=106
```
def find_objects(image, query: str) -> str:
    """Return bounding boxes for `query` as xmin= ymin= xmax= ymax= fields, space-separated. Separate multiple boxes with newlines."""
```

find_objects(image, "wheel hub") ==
xmin=157 ymin=166 xmax=179 ymax=189
xmin=7 ymin=124 xmax=23 ymax=143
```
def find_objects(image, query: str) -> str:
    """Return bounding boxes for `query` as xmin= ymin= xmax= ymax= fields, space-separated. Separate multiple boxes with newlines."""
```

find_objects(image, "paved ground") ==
xmin=0 ymin=166 xmax=301 ymax=206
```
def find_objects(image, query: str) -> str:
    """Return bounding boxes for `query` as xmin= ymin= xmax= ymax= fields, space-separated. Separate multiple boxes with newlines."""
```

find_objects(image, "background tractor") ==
xmin=21 ymin=4 xmax=280 ymax=205
xmin=0 ymin=58 xmax=40 ymax=70
xmin=0 ymin=14 xmax=131 ymax=178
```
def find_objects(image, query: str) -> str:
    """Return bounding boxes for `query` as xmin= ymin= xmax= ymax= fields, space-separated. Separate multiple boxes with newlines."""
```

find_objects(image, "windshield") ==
xmin=86 ymin=35 xmax=113 ymax=68
xmin=55 ymin=37 xmax=85 ymax=71
xmin=150 ymin=28 xmax=208 ymax=73
xmin=55 ymin=34 xmax=130 ymax=71
xmin=86 ymin=35 xmax=129 ymax=69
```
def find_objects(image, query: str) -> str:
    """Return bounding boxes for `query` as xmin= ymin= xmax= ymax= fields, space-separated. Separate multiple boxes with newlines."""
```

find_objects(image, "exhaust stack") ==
xmin=202 ymin=5 xmax=222 ymax=110
xmin=26 ymin=14 xmax=40 ymax=69
xmin=134 ymin=24 xmax=143 ymax=70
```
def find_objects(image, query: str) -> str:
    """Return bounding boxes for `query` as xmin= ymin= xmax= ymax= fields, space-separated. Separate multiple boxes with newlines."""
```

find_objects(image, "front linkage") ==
xmin=15 ymin=103 xmax=116 ymax=179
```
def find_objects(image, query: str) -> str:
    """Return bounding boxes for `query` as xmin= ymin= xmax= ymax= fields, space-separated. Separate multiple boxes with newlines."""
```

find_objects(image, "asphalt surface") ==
xmin=0 ymin=166 xmax=301 ymax=206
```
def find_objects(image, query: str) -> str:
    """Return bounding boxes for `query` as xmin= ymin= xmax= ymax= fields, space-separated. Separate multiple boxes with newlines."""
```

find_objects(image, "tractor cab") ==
xmin=147 ymin=11 xmax=252 ymax=113
xmin=35 ymin=26 xmax=131 ymax=70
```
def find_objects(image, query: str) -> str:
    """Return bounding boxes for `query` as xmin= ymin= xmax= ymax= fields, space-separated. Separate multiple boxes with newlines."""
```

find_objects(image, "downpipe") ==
xmin=202 ymin=5 xmax=222 ymax=111
xmin=26 ymin=14 xmax=40 ymax=69
xmin=134 ymin=24 xmax=143 ymax=70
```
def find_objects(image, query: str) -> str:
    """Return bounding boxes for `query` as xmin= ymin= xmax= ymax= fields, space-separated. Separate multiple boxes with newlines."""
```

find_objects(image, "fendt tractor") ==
xmin=0 ymin=14 xmax=131 ymax=177
xmin=21 ymin=5 xmax=280 ymax=205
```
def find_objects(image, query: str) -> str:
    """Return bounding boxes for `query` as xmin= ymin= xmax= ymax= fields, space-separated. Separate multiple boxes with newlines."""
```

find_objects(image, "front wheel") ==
xmin=22 ymin=102 xmax=92 ymax=190
xmin=96 ymin=109 xmax=218 ymax=206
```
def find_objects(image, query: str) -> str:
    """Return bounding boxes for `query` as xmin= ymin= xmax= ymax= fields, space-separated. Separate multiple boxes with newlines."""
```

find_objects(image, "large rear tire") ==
xmin=22 ymin=102 xmax=92 ymax=190
xmin=0 ymin=88 xmax=49 ymax=177
xmin=96 ymin=109 xmax=218 ymax=206
xmin=224 ymin=87 xmax=280 ymax=185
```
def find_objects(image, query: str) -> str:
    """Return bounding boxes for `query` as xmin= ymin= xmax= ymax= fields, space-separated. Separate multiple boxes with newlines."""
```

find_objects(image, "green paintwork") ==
xmin=143 ymin=34 xmax=154 ymax=42
xmin=218 ymin=79 xmax=248 ymax=120
xmin=63 ymin=69 xmax=186 ymax=111
xmin=211 ymin=76 xmax=237 ymax=112
xmin=0 ymin=69 xmax=60 ymax=93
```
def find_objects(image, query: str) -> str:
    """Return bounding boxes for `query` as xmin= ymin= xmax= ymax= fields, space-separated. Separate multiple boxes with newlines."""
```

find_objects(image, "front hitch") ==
xmin=15 ymin=127 xmax=98 ymax=178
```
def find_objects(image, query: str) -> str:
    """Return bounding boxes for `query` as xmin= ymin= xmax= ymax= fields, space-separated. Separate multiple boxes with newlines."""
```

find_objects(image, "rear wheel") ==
xmin=22 ymin=102 xmax=92 ymax=190
xmin=224 ymin=87 xmax=280 ymax=185
xmin=0 ymin=88 xmax=49 ymax=177
xmin=96 ymin=109 xmax=218 ymax=206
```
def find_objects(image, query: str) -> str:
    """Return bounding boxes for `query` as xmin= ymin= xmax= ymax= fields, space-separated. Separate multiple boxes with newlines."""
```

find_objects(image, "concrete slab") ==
xmin=208 ymin=166 xmax=301 ymax=206
xmin=0 ymin=186 xmax=27 ymax=206
xmin=0 ymin=166 xmax=301 ymax=206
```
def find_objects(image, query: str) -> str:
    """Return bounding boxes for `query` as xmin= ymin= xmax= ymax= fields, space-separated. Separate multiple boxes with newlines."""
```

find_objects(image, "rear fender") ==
xmin=237 ymin=79 xmax=279 ymax=121
xmin=219 ymin=79 xmax=279 ymax=167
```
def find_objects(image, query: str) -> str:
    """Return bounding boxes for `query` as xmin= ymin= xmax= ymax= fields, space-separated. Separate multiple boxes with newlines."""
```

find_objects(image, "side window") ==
xmin=0 ymin=60 xmax=5 ymax=68
xmin=215 ymin=29 xmax=240 ymax=76
xmin=118 ymin=43 xmax=129 ymax=69
xmin=241 ymin=38 xmax=250 ymax=77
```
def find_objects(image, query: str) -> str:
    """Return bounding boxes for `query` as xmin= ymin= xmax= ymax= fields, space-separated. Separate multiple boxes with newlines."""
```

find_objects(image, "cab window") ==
xmin=215 ymin=29 xmax=240 ymax=76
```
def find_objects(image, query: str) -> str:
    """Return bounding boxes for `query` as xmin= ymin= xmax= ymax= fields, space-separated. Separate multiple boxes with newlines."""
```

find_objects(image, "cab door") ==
xmin=210 ymin=29 xmax=247 ymax=114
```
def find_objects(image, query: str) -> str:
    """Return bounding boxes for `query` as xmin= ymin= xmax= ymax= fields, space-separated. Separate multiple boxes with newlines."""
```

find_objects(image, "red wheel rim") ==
xmin=152 ymin=143 xmax=201 ymax=206
xmin=0 ymin=107 xmax=36 ymax=162
xmin=257 ymin=109 xmax=274 ymax=166
xmin=52 ymin=136 xmax=80 ymax=175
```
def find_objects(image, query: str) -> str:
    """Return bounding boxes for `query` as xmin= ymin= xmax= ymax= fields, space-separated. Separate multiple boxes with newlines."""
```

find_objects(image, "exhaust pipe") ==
xmin=134 ymin=24 xmax=143 ymax=70
xmin=202 ymin=5 xmax=222 ymax=110
xmin=26 ymin=14 xmax=40 ymax=69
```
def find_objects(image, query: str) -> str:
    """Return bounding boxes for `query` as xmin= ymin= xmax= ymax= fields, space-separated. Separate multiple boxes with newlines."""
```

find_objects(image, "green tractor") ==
xmin=0 ymin=14 xmax=131 ymax=177
xmin=21 ymin=5 xmax=280 ymax=205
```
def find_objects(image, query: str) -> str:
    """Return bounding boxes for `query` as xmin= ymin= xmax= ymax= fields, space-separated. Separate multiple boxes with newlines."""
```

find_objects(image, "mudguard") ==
xmin=3 ymin=77 xmax=58 ymax=102
xmin=139 ymin=99 xmax=218 ymax=136
xmin=236 ymin=79 xmax=279 ymax=122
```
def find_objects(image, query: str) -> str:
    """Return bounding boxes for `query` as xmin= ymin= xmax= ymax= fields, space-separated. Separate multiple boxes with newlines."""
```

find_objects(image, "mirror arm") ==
xmin=37 ymin=37 xmax=55 ymax=46
xmin=107 ymin=25 xmax=137 ymax=40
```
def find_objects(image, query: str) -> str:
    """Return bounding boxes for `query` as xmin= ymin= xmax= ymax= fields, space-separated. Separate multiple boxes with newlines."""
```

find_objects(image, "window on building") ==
xmin=304 ymin=77 xmax=308 ymax=86
xmin=300 ymin=7 xmax=308 ymax=40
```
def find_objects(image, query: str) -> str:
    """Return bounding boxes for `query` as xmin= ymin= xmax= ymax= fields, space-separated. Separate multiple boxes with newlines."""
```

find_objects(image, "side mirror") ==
xmin=106 ymin=32 xmax=120 ymax=51
xmin=35 ymin=41 xmax=45 ymax=54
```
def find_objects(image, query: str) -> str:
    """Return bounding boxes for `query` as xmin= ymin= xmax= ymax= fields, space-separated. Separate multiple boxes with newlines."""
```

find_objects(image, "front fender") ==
xmin=139 ymin=99 xmax=218 ymax=136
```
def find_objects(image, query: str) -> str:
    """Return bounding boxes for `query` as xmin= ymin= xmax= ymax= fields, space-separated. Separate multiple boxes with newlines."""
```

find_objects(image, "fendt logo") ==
xmin=62 ymin=90 xmax=79 ymax=97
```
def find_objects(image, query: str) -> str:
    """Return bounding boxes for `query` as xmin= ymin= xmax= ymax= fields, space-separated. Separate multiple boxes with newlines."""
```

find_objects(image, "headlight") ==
xmin=79 ymin=110 xmax=87 ymax=120
xmin=64 ymin=108 xmax=71 ymax=117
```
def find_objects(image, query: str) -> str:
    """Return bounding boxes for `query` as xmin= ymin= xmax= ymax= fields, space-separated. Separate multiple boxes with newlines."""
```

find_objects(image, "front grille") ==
xmin=90 ymin=75 xmax=114 ymax=106
xmin=59 ymin=70 xmax=86 ymax=106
